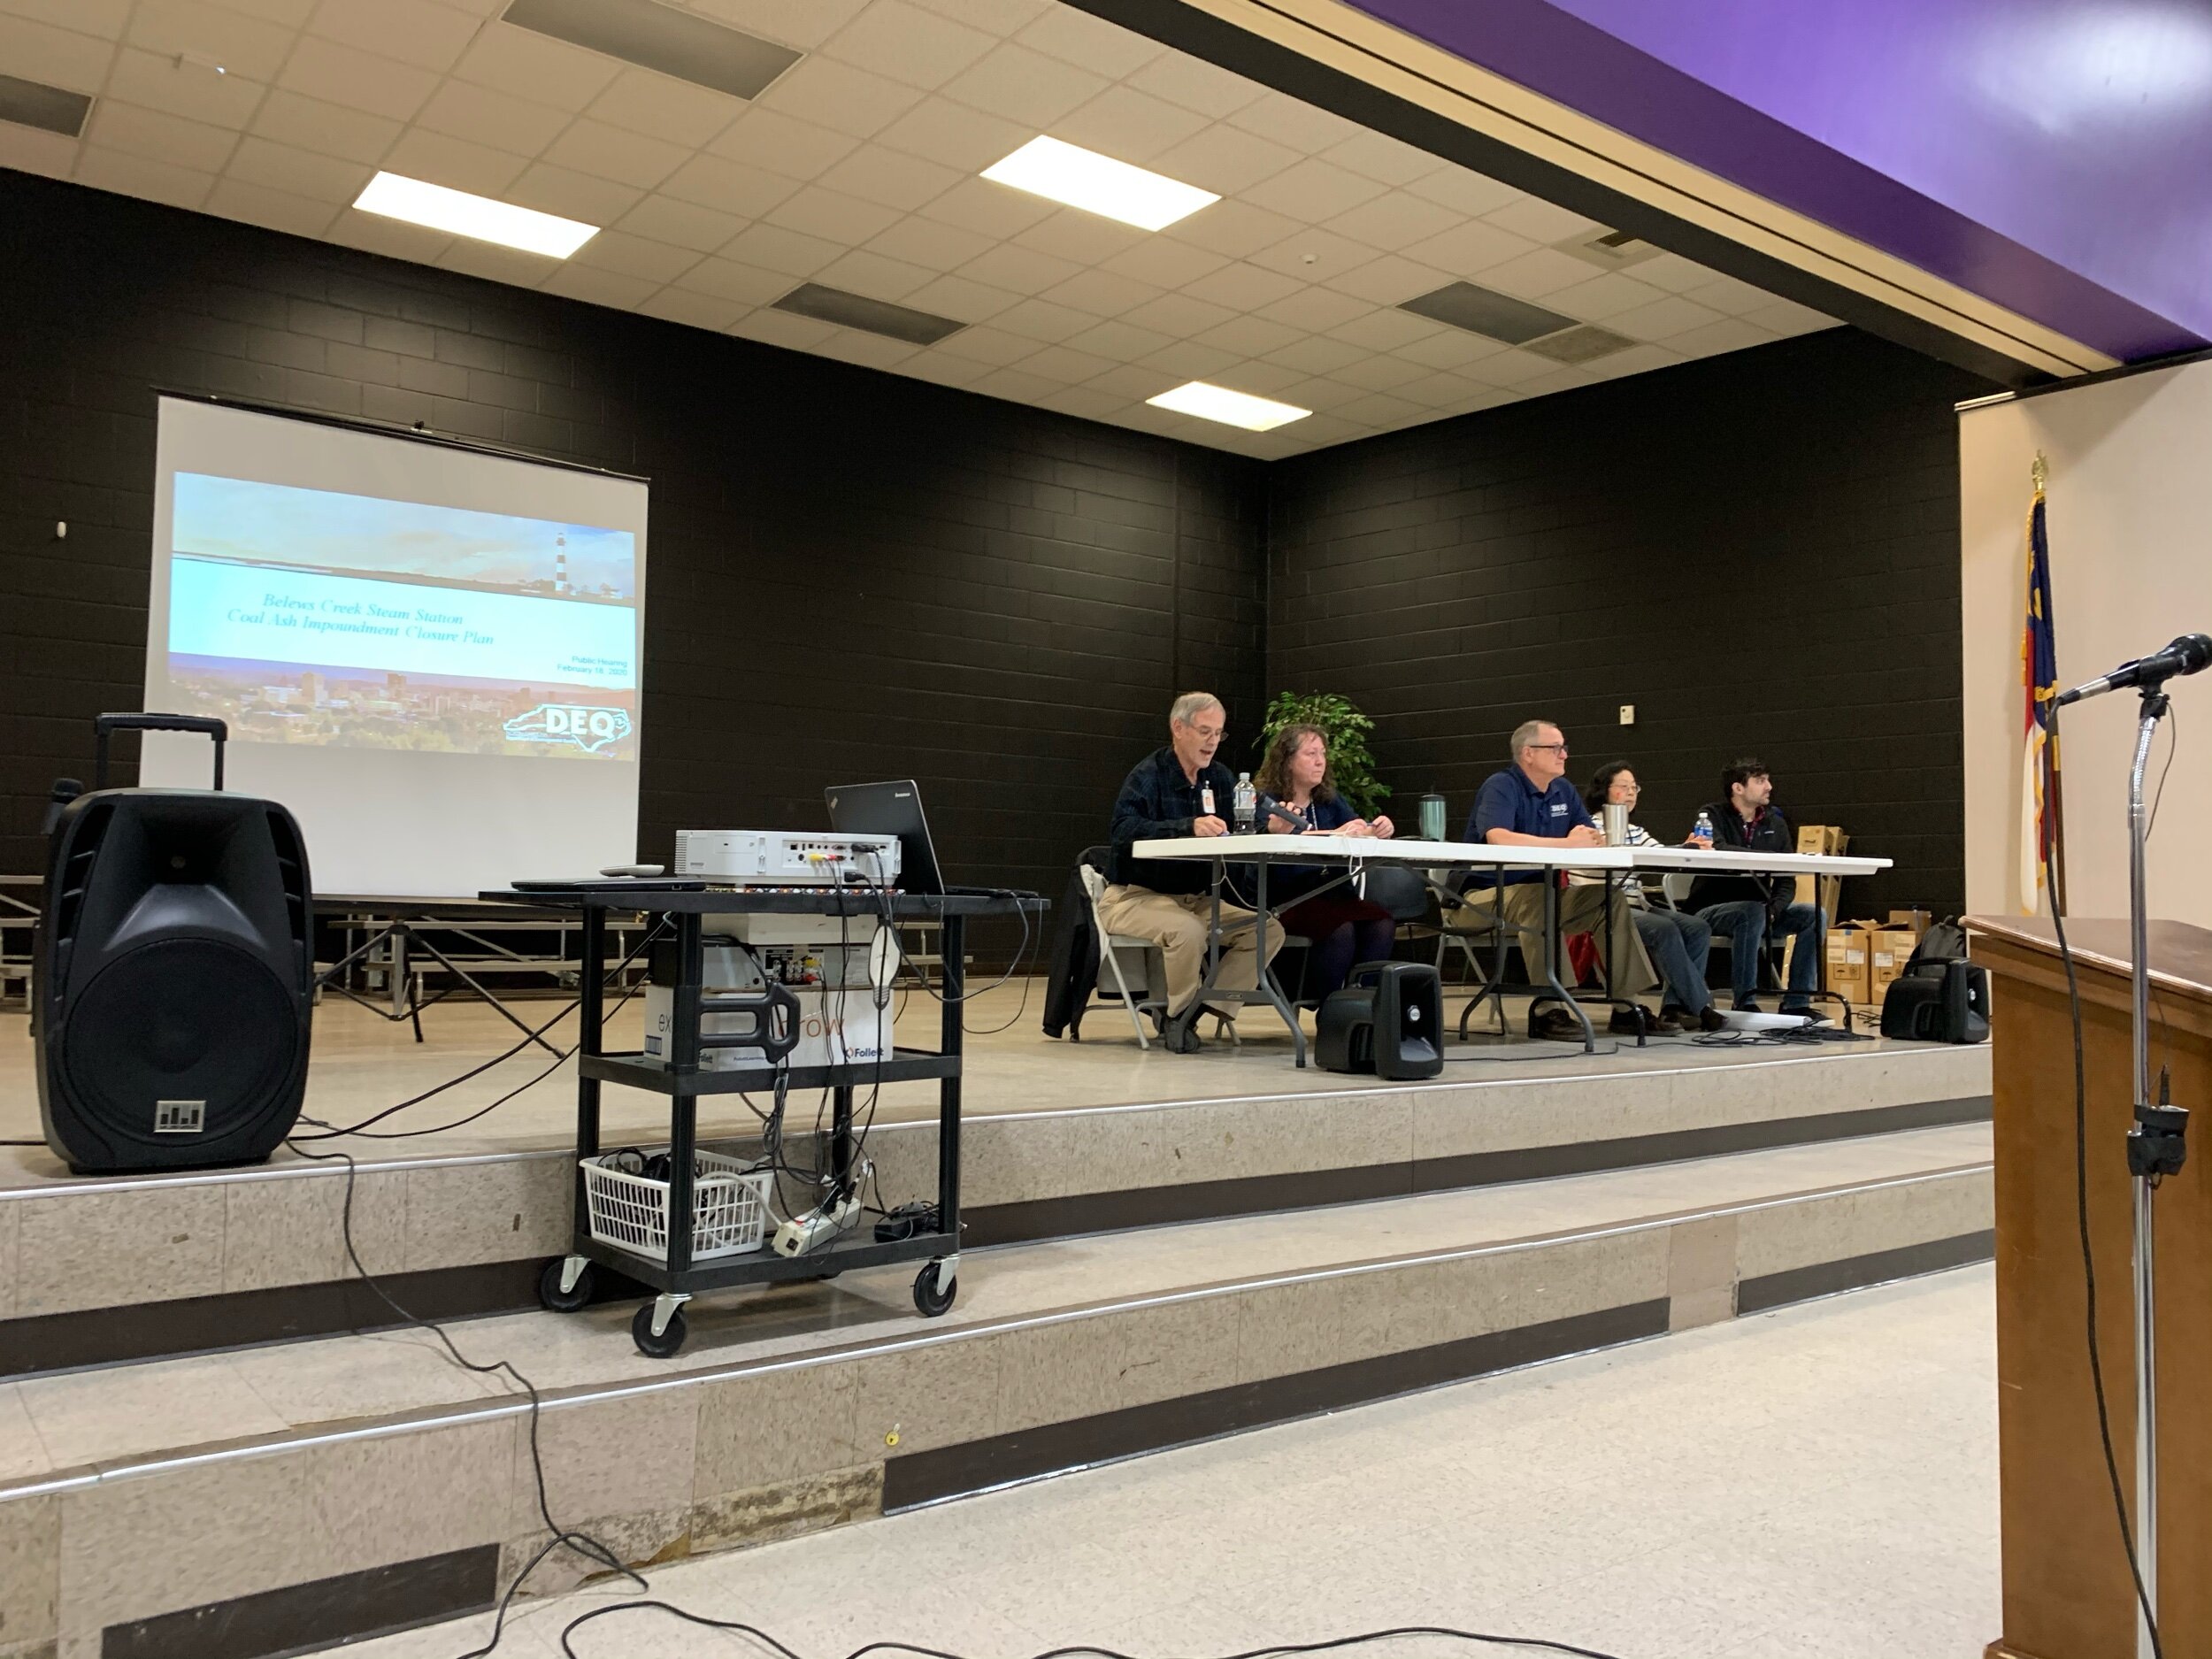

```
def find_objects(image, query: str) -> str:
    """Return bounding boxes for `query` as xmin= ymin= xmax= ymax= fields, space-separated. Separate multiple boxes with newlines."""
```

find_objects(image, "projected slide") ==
xmin=161 ymin=473 xmax=638 ymax=760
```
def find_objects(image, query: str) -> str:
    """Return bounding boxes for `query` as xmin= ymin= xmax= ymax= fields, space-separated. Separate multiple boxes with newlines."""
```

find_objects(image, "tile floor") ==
xmin=342 ymin=1263 xmax=2003 ymax=1659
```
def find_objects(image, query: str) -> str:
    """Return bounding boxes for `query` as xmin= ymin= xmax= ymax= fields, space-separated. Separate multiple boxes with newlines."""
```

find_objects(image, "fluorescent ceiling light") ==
xmin=352 ymin=172 xmax=597 ymax=258
xmin=1147 ymin=381 xmax=1310 ymax=432
xmin=981 ymin=136 xmax=1217 ymax=231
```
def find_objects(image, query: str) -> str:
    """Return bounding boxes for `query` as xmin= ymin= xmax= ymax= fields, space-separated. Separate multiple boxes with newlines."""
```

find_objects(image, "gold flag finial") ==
xmin=2032 ymin=450 xmax=2049 ymax=493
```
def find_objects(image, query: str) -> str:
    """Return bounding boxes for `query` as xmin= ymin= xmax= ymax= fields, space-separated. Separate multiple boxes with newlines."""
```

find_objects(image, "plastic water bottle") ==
xmin=1233 ymin=772 xmax=1256 ymax=833
xmin=1693 ymin=810 xmax=1714 ymax=847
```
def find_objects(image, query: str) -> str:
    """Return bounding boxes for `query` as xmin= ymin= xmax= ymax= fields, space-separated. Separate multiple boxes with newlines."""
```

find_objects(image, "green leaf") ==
xmin=1256 ymin=690 xmax=1393 ymax=818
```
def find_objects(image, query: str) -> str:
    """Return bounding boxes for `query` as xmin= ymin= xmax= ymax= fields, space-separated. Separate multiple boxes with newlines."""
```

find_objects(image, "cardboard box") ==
xmin=1886 ymin=909 xmax=1932 ymax=938
xmin=1824 ymin=920 xmax=1875 ymax=1005
xmin=1866 ymin=926 xmax=1919 ymax=1006
xmin=1793 ymin=824 xmax=1849 ymax=914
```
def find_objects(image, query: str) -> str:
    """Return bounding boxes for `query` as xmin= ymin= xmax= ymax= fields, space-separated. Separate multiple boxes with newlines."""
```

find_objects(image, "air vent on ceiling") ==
xmin=0 ymin=72 xmax=91 ymax=138
xmin=502 ymin=0 xmax=801 ymax=102
xmin=1398 ymin=281 xmax=1576 ymax=345
xmin=1556 ymin=226 xmax=1661 ymax=272
xmin=1521 ymin=324 xmax=1639 ymax=365
xmin=771 ymin=284 xmax=967 ymax=347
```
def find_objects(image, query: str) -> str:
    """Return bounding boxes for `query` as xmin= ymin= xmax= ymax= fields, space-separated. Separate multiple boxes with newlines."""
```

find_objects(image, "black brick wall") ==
xmin=0 ymin=173 xmax=1265 ymax=955
xmin=1267 ymin=330 xmax=1996 ymax=916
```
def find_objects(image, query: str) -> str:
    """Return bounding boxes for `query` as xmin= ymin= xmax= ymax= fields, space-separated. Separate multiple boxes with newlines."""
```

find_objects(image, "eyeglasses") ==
xmin=1527 ymin=742 xmax=1569 ymax=755
xmin=1189 ymin=726 xmax=1225 ymax=741
xmin=1612 ymin=782 xmax=1641 ymax=795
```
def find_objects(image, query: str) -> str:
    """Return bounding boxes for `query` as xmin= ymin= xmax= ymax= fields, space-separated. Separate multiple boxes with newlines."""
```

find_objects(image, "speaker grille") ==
xmin=61 ymin=938 xmax=298 ymax=1147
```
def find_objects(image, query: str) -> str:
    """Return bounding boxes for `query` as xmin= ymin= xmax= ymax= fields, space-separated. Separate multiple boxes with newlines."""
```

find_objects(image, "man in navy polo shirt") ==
xmin=1457 ymin=718 xmax=1654 ymax=1041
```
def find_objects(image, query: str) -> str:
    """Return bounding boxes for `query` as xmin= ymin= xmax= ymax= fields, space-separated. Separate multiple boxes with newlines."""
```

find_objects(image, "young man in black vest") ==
xmin=1689 ymin=757 xmax=1825 ymax=1016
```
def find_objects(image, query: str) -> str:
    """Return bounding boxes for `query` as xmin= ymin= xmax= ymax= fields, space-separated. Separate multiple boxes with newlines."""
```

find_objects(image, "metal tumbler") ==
xmin=1602 ymin=803 xmax=1630 ymax=846
xmin=1419 ymin=793 xmax=1448 ymax=841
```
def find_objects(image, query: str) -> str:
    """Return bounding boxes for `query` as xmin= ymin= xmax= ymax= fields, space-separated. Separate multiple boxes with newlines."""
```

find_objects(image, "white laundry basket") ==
xmin=580 ymin=1148 xmax=775 ymax=1263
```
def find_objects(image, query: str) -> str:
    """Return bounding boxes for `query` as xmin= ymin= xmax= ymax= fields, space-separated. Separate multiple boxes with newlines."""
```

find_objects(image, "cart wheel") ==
xmin=912 ymin=1261 xmax=956 ymax=1317
xmin=537 ymin=1257 xmax=594 ymax=1313
xmin=632 ymin=1302 xmax=688 ymax=1358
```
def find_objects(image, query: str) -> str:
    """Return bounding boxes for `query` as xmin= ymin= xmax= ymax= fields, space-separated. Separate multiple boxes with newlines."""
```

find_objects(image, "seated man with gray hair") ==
xmin=1100 ymin=691 xmax=1281 ymax=1053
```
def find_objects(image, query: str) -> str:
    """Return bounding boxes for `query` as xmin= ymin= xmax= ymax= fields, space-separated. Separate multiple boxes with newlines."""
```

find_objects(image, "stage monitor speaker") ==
xmin=36 ymin=787 xmax=313 ymax=1172
xmin=1879 ymin=959 xmax=1990 ymax=1045
xmin=1316 ymin=960 xmax=1443 ymax=1080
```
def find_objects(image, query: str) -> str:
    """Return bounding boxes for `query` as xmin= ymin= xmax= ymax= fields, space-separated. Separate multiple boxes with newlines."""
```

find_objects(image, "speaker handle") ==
xmin=95 ymin=713 xmax=228 ymax=790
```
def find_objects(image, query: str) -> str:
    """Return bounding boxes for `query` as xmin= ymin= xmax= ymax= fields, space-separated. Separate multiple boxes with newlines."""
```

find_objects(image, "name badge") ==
xmin=1201 ymin=787 xmax=1216 ymax=815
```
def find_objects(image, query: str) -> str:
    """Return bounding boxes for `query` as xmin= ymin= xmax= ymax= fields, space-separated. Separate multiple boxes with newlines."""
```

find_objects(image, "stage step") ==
xmin=0 ymin=1042 xmax=1989 ymax=1377
xmin=0 ymin=1122 xmax=1991 ymax=1659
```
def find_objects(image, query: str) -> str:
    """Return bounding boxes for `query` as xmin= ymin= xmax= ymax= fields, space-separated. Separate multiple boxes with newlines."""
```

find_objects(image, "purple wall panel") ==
xmin=1346 ymin=0 xmax=2210 ymax=360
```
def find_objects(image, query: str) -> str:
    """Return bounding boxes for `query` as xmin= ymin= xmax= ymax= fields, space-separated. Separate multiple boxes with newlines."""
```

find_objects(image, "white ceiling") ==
xmin=0 ymin=0 xmax=1838 ymax=457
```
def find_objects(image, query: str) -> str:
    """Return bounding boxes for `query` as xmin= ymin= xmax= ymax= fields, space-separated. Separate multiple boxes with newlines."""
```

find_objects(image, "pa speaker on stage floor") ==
xmin=35 ymin=715 xmax=314 ymax=1173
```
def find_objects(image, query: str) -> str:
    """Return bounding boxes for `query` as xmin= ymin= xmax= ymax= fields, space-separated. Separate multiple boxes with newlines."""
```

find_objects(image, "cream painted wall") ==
xmin=1960 ymin=358 xmax=2212 ymax=923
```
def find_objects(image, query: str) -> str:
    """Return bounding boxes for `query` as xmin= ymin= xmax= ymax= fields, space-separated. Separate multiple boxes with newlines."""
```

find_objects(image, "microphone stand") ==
xmin=2124 ymin=685 xmax=2188 ymax=1659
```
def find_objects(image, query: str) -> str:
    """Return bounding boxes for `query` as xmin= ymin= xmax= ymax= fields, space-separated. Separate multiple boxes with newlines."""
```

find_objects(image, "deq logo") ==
xmin=503 ymin=703 xmax=632 ymax=754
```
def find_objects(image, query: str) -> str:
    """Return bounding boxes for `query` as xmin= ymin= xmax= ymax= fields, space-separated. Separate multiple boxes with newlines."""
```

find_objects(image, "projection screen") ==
xmin=143 ymin=396 xmax=649 ymax=896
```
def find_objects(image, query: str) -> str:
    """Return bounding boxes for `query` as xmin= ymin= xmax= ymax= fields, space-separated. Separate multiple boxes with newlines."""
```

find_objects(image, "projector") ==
xmin=673 ymin=829 xmax=900 ymax=886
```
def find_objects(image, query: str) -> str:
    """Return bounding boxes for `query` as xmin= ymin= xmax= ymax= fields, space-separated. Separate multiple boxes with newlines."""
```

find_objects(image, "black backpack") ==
xmin=1905 ymin=917 xmax=1967 ymax=972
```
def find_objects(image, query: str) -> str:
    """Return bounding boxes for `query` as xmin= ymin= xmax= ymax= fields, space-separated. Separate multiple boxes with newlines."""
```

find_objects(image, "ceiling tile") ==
xmin=1036 ymin=384 xmax=1127 ymax=421
xmin=125 ymin=0 xmax=295 ymax=81
xmin=1124 ymin=52 xmax=1264 ymax=119
xmin=1121 ymin=290 xmax=1240 ymax=339
xmin=4 ymin=0 xmax=130 ymax=37
xmin=1335 ymin=389 xmax=1428 ymax=427
xmin=990 ymin=295 xmax=1094 ymax=342
xmin=1246 ymin=227 xmax=1376 ymax=284
xmin=1015 ymin=342 xmax=1119 ymax=384
xmin=754 ymin=55 xmax=925 ymax=139
xmin=250 ymin=89 xmax=401 ymax=163
xmin=1509 ymin=365 xmax=1593 ymax=399
xmin=434 ymin=234 xmax=555 ymax=286
xmin=670 ymin=255 xmax=792 ymax=304
xmin=1213 ymin=358 xmax=1303 ymax=396
xmin=1622 ymin=250 xmax=1709 ymax=293
xmin=0 ymin=121 xmax=78 ymax=178
xmin=1047 ymin=84 xmax=1210 ymax=164
xmin=0 ymin=12 xmax=117 ymax=90
xmin=872 ymin=97 xmax=1029 ymax=173
xmin=821 ymin=0 xmax=997 ymax=92
xmin=730 ymin=306 xmax=841 ymax=349
xmin=1096 ymin=234 xmax=1230 ymax=290
xmin=957 ymin=241 xmax=1082 ymax=296
xmin=915 ymin=174 xmax=1056 ymax=239
xmin=864 ymin=213 xmax=996 ymax=273
xmin=1545 ymin=272 xmax=1670 ymax=323
xmin=1395 ymin=368 xmax=1490 ymax=409
xmin=225 ymin=134 xmax=372 ymax=201
xmin=1260 ymin=334 xmax=1367 ymax=377
xmin=505 ymin=162 xmax=644 ymax=225
xmin=1575 ymin=342 xmax=1685 ymax=381
xmin=1147 ymin=121 xmax=1298 ymax=196
xmin=1239 ymin=157 xmax=1386 ymax=226
xmin=1252 ymin=287 xmax=1370 ymax=333
xmin=1009 ymin=206 xmax=1148 ymax=267
xmin=1192 ymin=314 xmax=1301 ymax=357
xmin=73 ymin=144 xmax=214 ymax=209
xmin=1463 ymin=347 xmax=1563 ymax=387
xmin=325 ymin=208 xmax=452 ymax=262
xmin=1081 ymin=362 xmax=1171 ymax=399
xmin=1678 ymin=273 xmax=1782 ymax=318
xmin=204 ymin=175 xmax=335 ymax=237
xmin=104 ymin=47 xmax=265 ymax=126
xmin=1320 ymin=190 xmax=1462 ymax=254
xmin=1398 ymin=218 xmax=1535 ymax=277
xmin=1607 ymin=293 xmax=1727 ymax=342
xmin=764 ymin=183 xmax=905 ymax=243
xmin=720 ymin=219 xmax=843 ymax=276
xmin=972 ymin=364 xmax=1064 ymax=402
xmin=813 ymin=328 xmax=921 ymax=370
xmin=306 ymin=0 xmax=478 ymax=73
xmin=815 ymin=144 xmax=962 ymax=213
xmin=615 ymin=193 xmax=749 ymax=253
xmin=1179 ymin=260 xmax=1302 ymax=311
xmin=1319 ymin=129 xmax=1443 ymax=188
xmin=85 ymin=99 xmax=239 ymax=173
xmin=902 ymin=271 xmax=1023 ymax=323
xmin=636 ymin=286 xmax=745 ymax=331
xmin=896 ymin=350 xmax=993 ymax=389
xmin=1743 ymin=297 xmax=1834 ymax=337
xmin=1064 ymin=318 xmax=1177 ymax=362
xmin=1474 ymin=246 xmax=1609 ymax=299
xmin=1225 ymin=92 xmax=1362 ymax=153
xmin=379 ymin=127 xmax=527 ymax=195
xmin=279 ymin=37 xmax=437 ymax=122
xmin=1015 ymin=5 xmax=1157 ymax=77
xmin=222 ymin=0 xmax=325 ymax=18
xmin=657 ymin=153 xmax=800 ymax=217
xmin=1662 ymin=317 xmax=1778 ymax=358
xmin=585 ymin=66 xmax=745 ymax=150
xmin=688 ymin=0 xmax=868 ymax=51
xmin=572 ymin=227 xmax=701 ymax=283
xmin=413 ymin=80 xmax=570 ymax=157
xmin=542 ymin=119 xmax=690 ymax=188
xmin=451 ymin=22 xmax=620 ymax=111
xmin=812 ymin=247 xmax=936 ymax=300
xmin=1328 ymin=352 xmax=1428 ymax=392
xmin=1162 ymin=197 xmax=1301 ymax=259
xmin=540 ymin=262 xmax=658 ymax=309
xmin=1389 ymin=326 xmax=1508 ymax=371
xmin=939 ymin=42 xmax=1105 ymax=127
xmin=1481 ymin=194 xmax=1604 ymax=245
xmin=1040 ymin=267 xmax=1163 ymax=317
xmin=1327 ymin=307 xmax=1446 ymax=351
xmin=1136 ymin=339 xmax=1240 ymax=380
xmin=707 ymin=106 xmax=861 ymax=180
xmin=933 ymin=323 xmax=1049 ymax=366
xmin=1402 ymin=166 xmax=1523 ymax=219
xmin=1321 ymin=252 xmax=1453 ymax=306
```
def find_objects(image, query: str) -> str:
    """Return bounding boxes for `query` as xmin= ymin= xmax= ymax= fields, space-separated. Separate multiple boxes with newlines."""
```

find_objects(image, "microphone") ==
xmin=42 ymin=777 xmax=83 ymax=836
xmin=1254 ymin=793 xmax=1307 ymax=832
xmin=2055 ymin=634 xmax=2212 ymax=707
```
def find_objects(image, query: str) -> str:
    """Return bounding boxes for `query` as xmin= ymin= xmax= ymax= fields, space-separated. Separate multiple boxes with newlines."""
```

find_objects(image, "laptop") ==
xmin=826 ymin=780 xmax=987 ymax=897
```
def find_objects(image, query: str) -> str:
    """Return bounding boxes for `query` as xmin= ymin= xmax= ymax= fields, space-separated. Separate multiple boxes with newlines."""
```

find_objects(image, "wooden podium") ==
xmin=1971 ymin=918 xmax=2212 ymax=1659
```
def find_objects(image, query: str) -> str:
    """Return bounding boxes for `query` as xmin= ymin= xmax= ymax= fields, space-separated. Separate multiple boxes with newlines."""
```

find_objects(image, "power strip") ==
xmin=772 ymin=1194 xmax=864 ymax=1257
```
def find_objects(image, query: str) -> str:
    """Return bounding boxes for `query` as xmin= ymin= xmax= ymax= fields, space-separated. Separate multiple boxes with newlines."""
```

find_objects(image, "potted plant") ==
xmin=1256 ymin=691 xmax=1391 ymax=819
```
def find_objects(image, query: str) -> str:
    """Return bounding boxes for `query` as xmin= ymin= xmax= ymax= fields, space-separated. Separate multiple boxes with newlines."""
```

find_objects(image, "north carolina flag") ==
xmin=2019 ymin=478 xmax=2063 ymax=912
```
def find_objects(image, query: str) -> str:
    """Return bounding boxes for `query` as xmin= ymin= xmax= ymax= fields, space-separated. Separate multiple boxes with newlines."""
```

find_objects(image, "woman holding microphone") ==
xmin=1252 ymin=724 xmax=1397 ymax=1001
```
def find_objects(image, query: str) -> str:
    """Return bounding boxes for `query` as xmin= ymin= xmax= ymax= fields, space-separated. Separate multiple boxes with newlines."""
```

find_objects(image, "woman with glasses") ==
xmin=1578 ymin=761 xmax=1724 ymax=1033
xmin=1252 ymin=723 xmax=1397 ymax=1002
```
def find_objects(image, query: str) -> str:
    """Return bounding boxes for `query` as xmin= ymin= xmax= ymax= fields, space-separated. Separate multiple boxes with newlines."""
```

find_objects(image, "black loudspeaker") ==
xmin=36 ymin=721 xmax=313 ymax=1172
xmin=1316 ymin=960 xmax=1443 ymax=1080
xmin=1879 ymin=959 xmax=1991 ymax=1045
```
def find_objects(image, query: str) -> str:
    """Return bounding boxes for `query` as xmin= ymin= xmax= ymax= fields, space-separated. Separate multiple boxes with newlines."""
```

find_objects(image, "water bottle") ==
xmin=1233 ymin=772 xmax=1256 ymax=833
xmin=1693 ymin=810 xmax=1714 ymax=847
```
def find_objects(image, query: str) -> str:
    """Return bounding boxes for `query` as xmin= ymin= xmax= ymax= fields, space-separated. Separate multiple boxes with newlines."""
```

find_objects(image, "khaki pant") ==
xmin=1097 ymin=885 xmax=1282 ymax=1018
xmin=1455 ymin=879 xmax=1656 ymax=996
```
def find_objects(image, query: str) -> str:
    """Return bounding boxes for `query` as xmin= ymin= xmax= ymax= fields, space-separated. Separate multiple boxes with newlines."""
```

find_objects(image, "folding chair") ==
xmin=1076 ymin=862 xmax=1170 ymax=1048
